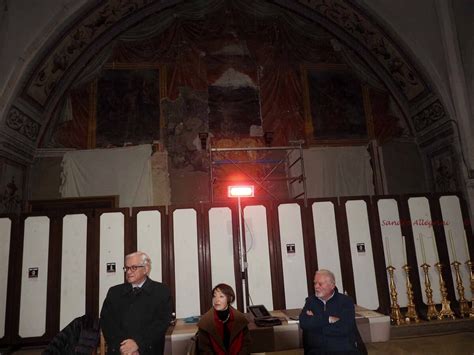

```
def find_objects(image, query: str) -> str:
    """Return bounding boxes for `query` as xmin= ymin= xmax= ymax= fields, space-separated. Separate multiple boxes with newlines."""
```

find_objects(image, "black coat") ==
xmin=43 ymin=315 xmax=99 ymax=355
xmin=299 ymin=289 xmax=359 ymax=354
xmin=100 ymin=278 xmax=172 ymax=355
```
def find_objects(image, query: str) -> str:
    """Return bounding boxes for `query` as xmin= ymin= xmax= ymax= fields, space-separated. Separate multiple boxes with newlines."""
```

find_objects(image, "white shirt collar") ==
xmin=317 ymin=290 xmax=335 ymax=305
xmin=132 ymin=277 xmax=147 ymax=288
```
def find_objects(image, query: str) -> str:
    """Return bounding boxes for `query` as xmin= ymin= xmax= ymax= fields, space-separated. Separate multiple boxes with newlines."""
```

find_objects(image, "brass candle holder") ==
xmin=402 ymin=264 xmax=419 ymax=322
xmin=421 ymin=263 xmax=439 ymax=320
xmin=466 ymin=260 xmax=474 ymax=318
xmin=451 ymin=261 xmax=470 ymax=317
xmin=434 ymin=262 xmax=455 ymax=320
xmin=387 ymin=265 xmax=404 ymax=325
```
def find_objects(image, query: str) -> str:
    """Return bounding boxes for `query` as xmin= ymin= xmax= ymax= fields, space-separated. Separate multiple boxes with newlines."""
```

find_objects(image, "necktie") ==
xmin=133 ymin=287 xmax=141 ymax=295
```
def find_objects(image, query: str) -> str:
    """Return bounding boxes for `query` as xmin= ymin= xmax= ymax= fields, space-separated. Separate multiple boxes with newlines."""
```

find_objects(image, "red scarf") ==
xmin=209 ymin=308 xmax=245 ymax=355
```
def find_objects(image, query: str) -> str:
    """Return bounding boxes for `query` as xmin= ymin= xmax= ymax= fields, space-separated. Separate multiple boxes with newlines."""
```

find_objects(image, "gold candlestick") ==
xmin=387 ymin=265 xmax=404 ymax=325
xmin=434 ymin=262 xmax=455 ymax=320
xmin=421 ymin=263 xmax=439 ymax=320
xmin=466 ymin=260 xmax=474 ymax=318
xmin=451 ymin=261 xmax=470 ymax=317
xmin=402 ymin=264 xmax=419 ymax=322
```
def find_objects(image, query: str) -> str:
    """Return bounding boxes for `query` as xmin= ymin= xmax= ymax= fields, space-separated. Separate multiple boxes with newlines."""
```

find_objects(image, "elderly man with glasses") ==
xmin=100 ymin=251 xmax=172 ymax=355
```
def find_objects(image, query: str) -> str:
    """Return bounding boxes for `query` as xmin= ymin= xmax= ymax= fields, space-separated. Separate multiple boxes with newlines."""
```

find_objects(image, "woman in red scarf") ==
xmin=197 ymin=283 xmax=251 ymax=354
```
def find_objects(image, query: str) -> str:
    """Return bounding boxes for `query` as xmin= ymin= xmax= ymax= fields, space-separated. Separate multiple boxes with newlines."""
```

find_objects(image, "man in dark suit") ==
xmin=100 ymin=251 xmax=172 ymax=355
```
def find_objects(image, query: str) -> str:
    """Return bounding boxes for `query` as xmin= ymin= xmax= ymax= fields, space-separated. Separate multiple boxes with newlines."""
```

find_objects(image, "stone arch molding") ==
xmin=1 ymin=0 xmax=447 ymax=163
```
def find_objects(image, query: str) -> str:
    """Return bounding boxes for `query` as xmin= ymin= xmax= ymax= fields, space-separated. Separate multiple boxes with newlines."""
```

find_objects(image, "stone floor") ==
xmin=3 ymin=331 xmax=474 ymax=354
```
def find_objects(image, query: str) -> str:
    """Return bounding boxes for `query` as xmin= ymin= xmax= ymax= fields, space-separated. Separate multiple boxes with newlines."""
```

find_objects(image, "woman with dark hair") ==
xmin=197 ymin=283 xmax=251 ymax=354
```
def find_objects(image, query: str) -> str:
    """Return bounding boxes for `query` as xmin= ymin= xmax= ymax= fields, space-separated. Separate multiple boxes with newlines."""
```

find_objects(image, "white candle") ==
xmin=420 ymin=233 xmax=426 ymax=264
xmin=465 ymin=230 xmax=470 ymax=261
xmin=448 ymin=231 xmax=457 ymax=261
xmin=385 ymin=236 xmax=392 ymax=266
xmin=401 ymin=235 xmax=407 ymax=265
xmin=431 ymin=235 xmax=438 ymax=262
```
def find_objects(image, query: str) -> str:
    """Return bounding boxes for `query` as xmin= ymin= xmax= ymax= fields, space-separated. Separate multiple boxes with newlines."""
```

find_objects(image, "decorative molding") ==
xmin=428 ymin=146 xmax=460 ymax=193
xmin=0 ymin=141 xmax=35 ymax=164
xmin=35 ymin=148 xmax=76 ymax=158
xmin=412 ymin=100 xmax=446 ymax=133
xmin=25 ymin=0 xmax=156 ymax=106
xmin=297 ymin=0 xmax=426 ymax=101
xmin=5 ymin=107 xmax=40 ymax=142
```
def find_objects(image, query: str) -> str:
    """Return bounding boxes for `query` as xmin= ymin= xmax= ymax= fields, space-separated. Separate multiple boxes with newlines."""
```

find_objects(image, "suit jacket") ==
xmin=100 ymin=277 xmax=172 ymax=355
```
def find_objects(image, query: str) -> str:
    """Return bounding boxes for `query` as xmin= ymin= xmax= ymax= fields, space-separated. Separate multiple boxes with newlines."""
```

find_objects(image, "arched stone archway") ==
xmin=0 ymin=0 xmax=464 ymax=204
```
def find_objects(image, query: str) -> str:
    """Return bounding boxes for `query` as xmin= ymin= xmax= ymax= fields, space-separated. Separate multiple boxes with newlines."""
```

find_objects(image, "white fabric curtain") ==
xmin=60 ymin=145 xmax=154 ymax=208
xmin=289 ymin=146 xmax=375 ymax=198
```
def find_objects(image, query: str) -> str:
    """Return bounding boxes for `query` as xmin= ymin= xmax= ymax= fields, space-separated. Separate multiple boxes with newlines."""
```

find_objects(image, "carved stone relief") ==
xmin=412 ymin=100 xmax=446 ymax=133
xmin=5 ymin=107 xmax=40 ymax=142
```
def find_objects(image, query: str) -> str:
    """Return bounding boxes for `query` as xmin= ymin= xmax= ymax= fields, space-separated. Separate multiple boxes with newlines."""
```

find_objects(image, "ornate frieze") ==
xmin=5 ymin=107 xmax=40 ymax=142
xmin=297 ymin=0 xmax=426 ymax=101
xmin=412 ymin=100 xmax=446 ymax=133
xmin=26 ymin=0 xmax=155 ymax=106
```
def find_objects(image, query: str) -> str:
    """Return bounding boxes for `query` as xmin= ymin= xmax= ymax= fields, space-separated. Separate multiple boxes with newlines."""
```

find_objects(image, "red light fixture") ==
xmin=228 ymin=185 xmax=254 ymax=198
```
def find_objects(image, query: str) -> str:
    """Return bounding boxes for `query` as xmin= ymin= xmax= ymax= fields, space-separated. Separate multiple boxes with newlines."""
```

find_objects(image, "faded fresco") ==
xmin=96 ymin=69 xmax=160 ymax=147
xmin=307 ymin=68 xmax=367 ymax=140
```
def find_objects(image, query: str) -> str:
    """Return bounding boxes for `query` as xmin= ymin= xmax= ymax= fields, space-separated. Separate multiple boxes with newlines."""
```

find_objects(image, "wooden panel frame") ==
xmin=131 ymin=206 xmax=169 ymax=285
xmin=340 ymin=196 xmax=380 ymax=310
xmin=0 ymin=214 xmax=19 ymax=346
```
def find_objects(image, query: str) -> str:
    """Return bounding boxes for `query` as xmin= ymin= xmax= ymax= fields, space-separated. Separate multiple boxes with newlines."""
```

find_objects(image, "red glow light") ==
xmin=228 ymin=185 xmax=255 ymax=198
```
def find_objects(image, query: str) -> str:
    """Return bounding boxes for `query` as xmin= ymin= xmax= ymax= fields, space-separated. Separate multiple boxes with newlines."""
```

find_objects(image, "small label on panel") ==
xmin=356 ymin=243 xmax=366 ymax=253
xmin=28 ymin=267 xmax=38 ymax=278
xmin=107 ymin=262 xmax=116 ymax=273
xmin=287 ymin=243 xmax=296 ymax=254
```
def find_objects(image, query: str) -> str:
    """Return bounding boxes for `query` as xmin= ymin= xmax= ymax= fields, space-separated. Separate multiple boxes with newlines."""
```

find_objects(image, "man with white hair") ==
xmin=299 ymin=269 xmax=360 ymax=354
xmin=101 ymin=251 xmax=172 ymax=355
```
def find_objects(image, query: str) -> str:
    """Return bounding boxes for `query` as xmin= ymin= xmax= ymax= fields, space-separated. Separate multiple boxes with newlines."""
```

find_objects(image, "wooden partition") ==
xmin=0 ymin=192 xmax=472 ymax=346
xmin=0 ymin=217 xmax=12 ymax=343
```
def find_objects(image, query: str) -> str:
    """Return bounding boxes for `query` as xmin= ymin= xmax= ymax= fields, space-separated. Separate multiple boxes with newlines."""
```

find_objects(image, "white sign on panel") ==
xmin=209 ymin=208 xmax=237 ymax=304
xmin=0 ymin=218 xmax=11 ymax=338
xmin=440 ymin=196 xmax=472 ymax=300
xmin=278 ymin=203 xmax=307 ymax=309
xmin=312 ymin=202 xmax=343 ymax=292
xmin=19 ymin=216 xmax=50 ymax=337
xmin=174 ymin=209 xmax=200 ymax=318
xmin=377 ymin=199 xmax=408 ymax=307
xmin=60 ymin=214 xmax=87 ymax=329
xmin=99 ymin=213 xmax=125 ymax=311
xmin=346 ymin=200 xmax=379 ymax=310
xmin=408 ymin=197 xmax=441 ymax=304
xmin=137 ymin=210 xmax=162 ymax=282
xmin=244 ymin=205 xmax=273 ymax=310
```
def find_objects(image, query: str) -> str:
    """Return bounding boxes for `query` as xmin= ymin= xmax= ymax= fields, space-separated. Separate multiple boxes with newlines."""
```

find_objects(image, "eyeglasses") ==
xmin=123 ymin=265 xmax=145 ymax=272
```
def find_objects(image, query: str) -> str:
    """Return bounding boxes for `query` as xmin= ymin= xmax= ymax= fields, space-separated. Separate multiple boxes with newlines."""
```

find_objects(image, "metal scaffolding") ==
xmin=208 ymin=141 xmax=308 ymax=206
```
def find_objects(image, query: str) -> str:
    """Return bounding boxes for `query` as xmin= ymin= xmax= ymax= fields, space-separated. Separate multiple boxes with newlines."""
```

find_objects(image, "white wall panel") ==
xmin=19 ymin=216 xmax=49 ymax=338
xmin=173 ymin=209 xmax=200 ymax=318
xmin=408 ymin=197 xmax=441 ymax=304
xmin=0 ymin=218 xmax=11 ymax=338
xmin=278 ymin=203 xmax=307 ymax=309
xmin=377 ymin=199 xmax=408 ymax=307
xmin=312 ymin=202 xmax=343 ymax=291
xmin=60 ymin=214 xmax=87 ymax=329
xmin=244 ymin=205 xmax=273 ymax=310
xmin=99 ymin=213 xmax=125 ymax=310
xmin=209 ymin=208 xmax=237 ymax=304
xmin=137 ymin=210 xmax=162 ymax=282
xmin=346 ymin=201 xmax=379 ymax=310
xmin=440 ymin=196 xmax=472 ymax=300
